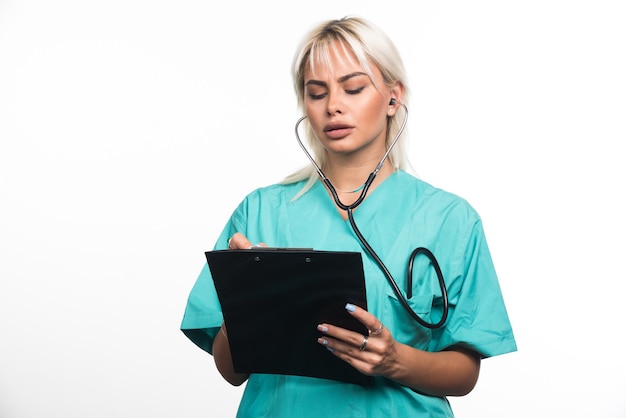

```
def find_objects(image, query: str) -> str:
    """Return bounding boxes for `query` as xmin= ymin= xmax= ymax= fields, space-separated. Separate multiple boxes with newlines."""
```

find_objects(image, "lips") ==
xmin=323 ymin=123 xmax=354 ymax=139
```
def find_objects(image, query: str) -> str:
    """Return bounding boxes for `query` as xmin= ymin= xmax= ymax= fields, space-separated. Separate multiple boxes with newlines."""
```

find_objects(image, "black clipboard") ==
xmin=206 ymin=248 xmax=371 ymax=385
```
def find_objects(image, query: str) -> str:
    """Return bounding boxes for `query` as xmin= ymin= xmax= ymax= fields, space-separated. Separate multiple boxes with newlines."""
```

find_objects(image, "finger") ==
xmin=227 ymin=232 xmax=254 ymax=249
xmin=316 ymin=323 xmax=360 ymax=354
xmin=344 ymin=303 xmax=385 ymax=337
xmin=316 ymin=331 xmax=380 ymax=373
xmin=316 ymin=324 xmax=375 ymax=357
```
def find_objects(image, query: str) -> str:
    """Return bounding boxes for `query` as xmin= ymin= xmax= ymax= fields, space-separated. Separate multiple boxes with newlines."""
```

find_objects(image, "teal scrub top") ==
xmin=181 ymin=170 xmax=517 ymax=418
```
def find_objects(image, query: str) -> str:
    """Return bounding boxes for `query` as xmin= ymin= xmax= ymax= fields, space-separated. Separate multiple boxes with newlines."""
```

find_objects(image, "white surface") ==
xmin=1 ymin=1 xmax=625 ymax=417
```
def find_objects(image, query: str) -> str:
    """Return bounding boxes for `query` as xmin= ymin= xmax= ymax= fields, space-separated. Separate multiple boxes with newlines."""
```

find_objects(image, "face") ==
xmin=303 ymin=42 xmax=399 ymax=162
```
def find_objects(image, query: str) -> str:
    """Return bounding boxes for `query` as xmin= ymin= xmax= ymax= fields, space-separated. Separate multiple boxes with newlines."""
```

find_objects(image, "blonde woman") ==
xmin=181 ymin=16 xmax=516 ymax=417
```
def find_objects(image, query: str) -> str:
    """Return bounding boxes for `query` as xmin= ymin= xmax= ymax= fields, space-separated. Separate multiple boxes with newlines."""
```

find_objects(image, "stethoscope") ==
xmin=294 ymin=104 xmax=449 ymax=329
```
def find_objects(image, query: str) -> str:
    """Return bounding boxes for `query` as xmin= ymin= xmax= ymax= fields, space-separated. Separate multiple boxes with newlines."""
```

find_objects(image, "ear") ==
xmin=387 ymin=81 xmax=405 ymax=116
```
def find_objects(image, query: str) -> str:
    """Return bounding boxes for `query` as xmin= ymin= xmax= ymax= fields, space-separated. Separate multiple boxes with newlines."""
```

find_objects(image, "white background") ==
xmin=1 ymin=1 xmax=625 ymax=417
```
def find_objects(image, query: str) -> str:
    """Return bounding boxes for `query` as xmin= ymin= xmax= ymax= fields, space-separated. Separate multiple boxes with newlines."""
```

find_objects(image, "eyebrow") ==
xmin=305 ymin=71 xmax=369 ymax=87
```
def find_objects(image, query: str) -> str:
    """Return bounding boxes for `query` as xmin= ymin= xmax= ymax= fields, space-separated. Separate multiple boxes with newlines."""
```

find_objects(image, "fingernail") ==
xmin=318 ymin=338 xmax=329 ymax=346
xmin=326 ymin=347 xmax=334 ymax=353
xmin=345 ymin=303 xmax=356 ymax=312
xmin=317 ymin=325 xmax=328 ymax=333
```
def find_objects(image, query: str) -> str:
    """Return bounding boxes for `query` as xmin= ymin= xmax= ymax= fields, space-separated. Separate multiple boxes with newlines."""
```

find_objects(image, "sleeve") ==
xmin=180 ymin=262 xmax=223 ymax=354
xmin=429 ymin=219 xmax=517 ymax=358
xmin=179 ymin=199 xmax=249 ymax=354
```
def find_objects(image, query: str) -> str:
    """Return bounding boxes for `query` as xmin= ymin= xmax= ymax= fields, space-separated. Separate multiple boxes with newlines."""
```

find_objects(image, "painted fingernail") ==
xmin=317 ymin=325 xmax=328 ymax=333
xmin=326 ymin=347 xmax=334 ymax=353
xmin=345 ymin=303 xmax=356 ymax=312
xmin=318 ymin=338 xmax=329 ymax=346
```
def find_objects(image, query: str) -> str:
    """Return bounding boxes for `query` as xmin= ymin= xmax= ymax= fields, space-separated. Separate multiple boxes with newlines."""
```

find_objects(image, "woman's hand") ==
xmin=227 ymin=232 xmax=265 ymax=249
xmin=317 ymin=303 xmax=481 ymax=396
xmin=317 ymin=303 xmax=399 ymax=379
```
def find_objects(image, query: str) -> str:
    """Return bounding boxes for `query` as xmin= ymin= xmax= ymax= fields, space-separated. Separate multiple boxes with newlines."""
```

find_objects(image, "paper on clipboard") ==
xmin=206 ymin=248 xmax=371 ymax=385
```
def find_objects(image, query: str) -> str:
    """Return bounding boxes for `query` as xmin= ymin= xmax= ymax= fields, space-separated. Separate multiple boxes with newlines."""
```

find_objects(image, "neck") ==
xmin=323 ymin=157 xmax=394 ymax=195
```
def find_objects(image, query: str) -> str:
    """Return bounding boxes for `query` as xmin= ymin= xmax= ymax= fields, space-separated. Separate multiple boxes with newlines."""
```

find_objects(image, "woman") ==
xmin=181 ymin=16 xmax=516 ymax=417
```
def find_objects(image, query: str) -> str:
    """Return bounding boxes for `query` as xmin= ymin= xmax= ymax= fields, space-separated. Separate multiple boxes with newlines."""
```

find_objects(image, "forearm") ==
xmin=212 ymin=325 xmax=249 ymax=386
xmin=388 ymin=344 xmax=481 ymax=397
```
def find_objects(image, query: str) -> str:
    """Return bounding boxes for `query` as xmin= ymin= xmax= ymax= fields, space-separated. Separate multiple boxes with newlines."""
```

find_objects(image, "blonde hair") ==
xmin=283 ymin=16 xmax=411 ymax=195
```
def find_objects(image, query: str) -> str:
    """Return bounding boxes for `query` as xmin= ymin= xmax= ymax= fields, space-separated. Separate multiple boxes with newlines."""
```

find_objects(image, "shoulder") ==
xmin=396 ymin=170 xmax=481 ymax=224
xmin=236 ymin=180 xmax=306 ymax=210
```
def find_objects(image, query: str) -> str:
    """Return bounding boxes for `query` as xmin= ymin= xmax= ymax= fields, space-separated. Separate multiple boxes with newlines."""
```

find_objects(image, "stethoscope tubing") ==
xmin=295 ymin=104 xmax=449 ymax=329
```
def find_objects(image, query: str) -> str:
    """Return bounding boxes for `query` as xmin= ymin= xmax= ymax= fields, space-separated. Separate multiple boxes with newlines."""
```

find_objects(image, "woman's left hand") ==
xmin=317 ymin=303 xmax=398 ymax=378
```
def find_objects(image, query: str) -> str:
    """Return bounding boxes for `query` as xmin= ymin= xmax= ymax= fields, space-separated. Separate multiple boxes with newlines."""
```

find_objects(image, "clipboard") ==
xmin=206 ymin=248 xmax=371 ymax=386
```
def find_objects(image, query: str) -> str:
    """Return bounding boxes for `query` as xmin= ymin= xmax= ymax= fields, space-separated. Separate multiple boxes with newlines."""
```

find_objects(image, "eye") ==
xmin=308 ymin=92 xmax=327 ymax=100
xmin=305 ymin=85 xmax=327 ymax=100
xmin=345 ymin=86 xmax=365 ymax=95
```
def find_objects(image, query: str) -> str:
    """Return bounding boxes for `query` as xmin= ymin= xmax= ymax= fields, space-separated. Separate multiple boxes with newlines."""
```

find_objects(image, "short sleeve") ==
xmin=179 ymin=200 xmax=248 ymax=354
xmin=430 ymin=219 xmax=517 ymax=358
xmin=180 ymin=262 xmax=224 ymax=354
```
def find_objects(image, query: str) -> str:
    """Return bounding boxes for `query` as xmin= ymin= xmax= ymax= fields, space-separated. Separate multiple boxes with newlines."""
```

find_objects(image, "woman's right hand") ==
xmin=227 ymin=232 xmax=265 ymax=250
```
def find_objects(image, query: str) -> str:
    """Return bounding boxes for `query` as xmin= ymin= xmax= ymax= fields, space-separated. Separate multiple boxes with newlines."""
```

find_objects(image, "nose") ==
xmin=326 ymin=91 xmax=343 ymax=116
